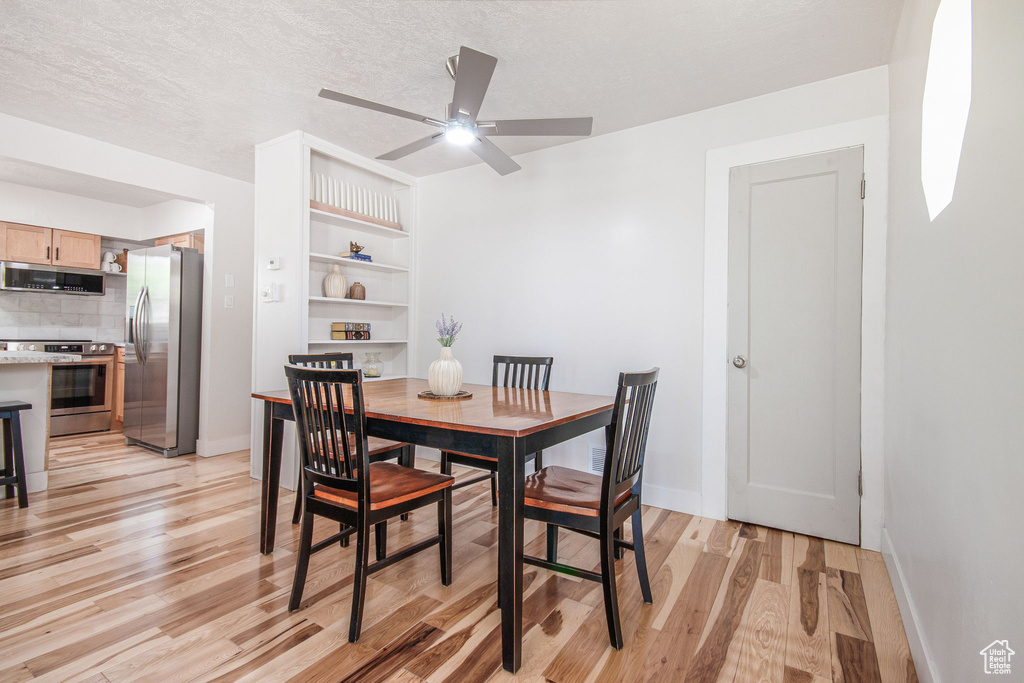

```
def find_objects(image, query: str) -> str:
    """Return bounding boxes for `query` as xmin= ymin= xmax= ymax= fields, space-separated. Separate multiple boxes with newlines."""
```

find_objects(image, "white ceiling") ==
xmin=0 ymin=156 xmax=190 ymax=207
xmin=0 ymin=0 xmax=904 ymax=181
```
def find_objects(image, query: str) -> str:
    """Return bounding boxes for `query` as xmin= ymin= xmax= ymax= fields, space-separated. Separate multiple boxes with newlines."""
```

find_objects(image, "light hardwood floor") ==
xmin=0 ymin=433 xmax=917 ymax=682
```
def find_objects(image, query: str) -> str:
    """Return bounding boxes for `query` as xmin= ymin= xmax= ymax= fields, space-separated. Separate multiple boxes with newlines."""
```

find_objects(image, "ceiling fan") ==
xmin=319 ymin=46 xmax=593 ymax=176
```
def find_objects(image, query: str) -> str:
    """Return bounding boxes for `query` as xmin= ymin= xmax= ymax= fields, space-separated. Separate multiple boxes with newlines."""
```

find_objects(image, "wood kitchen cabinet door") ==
xmin=155 ymin=232 xmax=204 ymax=254
xmin=52 ymin=230 xmax=102 ymax=269
xmin=0 ymin=222 xmax=52 ymax=265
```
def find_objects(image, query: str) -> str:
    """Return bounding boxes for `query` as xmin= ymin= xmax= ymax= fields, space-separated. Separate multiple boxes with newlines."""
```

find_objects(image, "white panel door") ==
xmin=727 ymin=147 xmax=864 ymax=544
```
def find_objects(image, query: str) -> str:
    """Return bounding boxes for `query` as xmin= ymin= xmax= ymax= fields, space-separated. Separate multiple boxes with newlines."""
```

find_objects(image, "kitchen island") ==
xmin=0 ymin=351 xmax=81 ymax=495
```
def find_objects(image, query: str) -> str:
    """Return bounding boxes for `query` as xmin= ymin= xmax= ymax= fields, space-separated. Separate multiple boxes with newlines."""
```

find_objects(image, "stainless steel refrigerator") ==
xmin=124 ymin=244 xmax=203 ymax=457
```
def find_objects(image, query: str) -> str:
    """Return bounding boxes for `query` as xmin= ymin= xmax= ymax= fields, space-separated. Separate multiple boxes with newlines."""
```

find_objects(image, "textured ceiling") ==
xmin=0 ymin=156 xmax=188 ymax=207
xmin=0 ymin=0 xmax=903 ymax=181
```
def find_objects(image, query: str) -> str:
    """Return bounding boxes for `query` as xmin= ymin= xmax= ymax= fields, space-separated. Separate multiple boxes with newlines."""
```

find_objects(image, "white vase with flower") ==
xmin=428 ymin=314 xmax=463 ymax=396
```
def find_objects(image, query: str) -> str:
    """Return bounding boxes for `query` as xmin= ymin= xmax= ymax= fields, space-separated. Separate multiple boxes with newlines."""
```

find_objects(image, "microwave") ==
xmin=0 ymin=262 xmax=106 ymax=295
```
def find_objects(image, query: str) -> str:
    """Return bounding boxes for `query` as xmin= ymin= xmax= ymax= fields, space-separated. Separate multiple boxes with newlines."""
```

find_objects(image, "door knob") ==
xmin=732 ymin=355 xmax=747 ymax=368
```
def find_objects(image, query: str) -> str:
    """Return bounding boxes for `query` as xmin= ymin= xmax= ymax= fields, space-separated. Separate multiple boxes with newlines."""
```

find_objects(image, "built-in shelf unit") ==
xmin=252 ymin=131 xmax=417 ymax=474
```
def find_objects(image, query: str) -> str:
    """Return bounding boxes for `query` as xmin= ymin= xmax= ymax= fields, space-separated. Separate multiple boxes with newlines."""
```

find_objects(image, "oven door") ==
xmin=50 ymin=359 xmax=114 ymax=416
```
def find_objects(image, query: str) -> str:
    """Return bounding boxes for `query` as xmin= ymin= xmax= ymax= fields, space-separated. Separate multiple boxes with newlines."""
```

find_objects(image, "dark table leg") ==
xmin=259 ymin=402 xmax=284 ymax=554
xmin=497 ymin=436 xmax=525 ymax=672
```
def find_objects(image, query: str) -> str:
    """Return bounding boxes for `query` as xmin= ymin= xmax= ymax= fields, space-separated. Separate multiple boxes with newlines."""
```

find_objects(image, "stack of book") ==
xmin=338 ymin=251 xmax=372 ymax=262
xmin=331 ymin=322 xmax=371 ymax=340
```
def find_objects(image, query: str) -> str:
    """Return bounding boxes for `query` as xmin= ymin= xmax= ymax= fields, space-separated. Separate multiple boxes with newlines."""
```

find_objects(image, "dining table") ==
xmin=251 ymin=376 xmax=615 ymax=673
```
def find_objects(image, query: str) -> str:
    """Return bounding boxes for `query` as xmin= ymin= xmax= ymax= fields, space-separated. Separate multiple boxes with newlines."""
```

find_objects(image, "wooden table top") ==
xmin=252 ymin=377 xmax=614 ymax=438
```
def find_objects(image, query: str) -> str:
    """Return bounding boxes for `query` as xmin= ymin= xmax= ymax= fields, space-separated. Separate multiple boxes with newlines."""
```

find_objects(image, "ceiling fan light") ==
xmin=445 ymin=124 xmax=476 ymax=145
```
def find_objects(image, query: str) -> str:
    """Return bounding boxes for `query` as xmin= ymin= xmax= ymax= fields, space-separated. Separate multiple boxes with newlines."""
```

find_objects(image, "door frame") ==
xmin=702 ymin=116 xmax=889 ymax=550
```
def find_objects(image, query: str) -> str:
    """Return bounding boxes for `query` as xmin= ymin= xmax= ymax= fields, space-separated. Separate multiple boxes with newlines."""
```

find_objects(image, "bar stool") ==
xmin=0 ymin=401 xmax=31 ymax=509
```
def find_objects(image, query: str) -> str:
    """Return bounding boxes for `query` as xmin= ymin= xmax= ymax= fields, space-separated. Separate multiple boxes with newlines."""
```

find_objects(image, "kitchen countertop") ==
xmin=0 ymin=351 xmax=83 ymax=364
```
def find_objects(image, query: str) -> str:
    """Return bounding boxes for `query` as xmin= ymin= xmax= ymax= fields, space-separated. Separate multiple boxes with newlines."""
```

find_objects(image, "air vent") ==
xmin=589 ymin=446 xmax=606 ymax=474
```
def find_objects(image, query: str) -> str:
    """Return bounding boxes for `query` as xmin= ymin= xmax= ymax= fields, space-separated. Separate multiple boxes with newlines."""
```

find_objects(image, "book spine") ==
xmin=330 ymin=322 xmax=371 ymax=332
xmin=328 ymin=330 xmax=371 ymax=340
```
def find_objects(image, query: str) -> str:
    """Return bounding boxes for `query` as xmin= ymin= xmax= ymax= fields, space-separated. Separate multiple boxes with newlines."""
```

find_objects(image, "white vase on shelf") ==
xmin=428 ymin=346 xmax=463 ymax=396
xmin=322 ymin=265 xmax=347 ymax=299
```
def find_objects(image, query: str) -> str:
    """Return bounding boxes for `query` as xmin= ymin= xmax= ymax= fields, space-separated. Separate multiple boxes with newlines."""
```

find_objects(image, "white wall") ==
xmin=138 ymin=199 xmax=213 ymax=241
xmin=883 ymin=1 xmax=1024 ymax=681
xmin=0 ymin=179 xmax=140 ymax=240
xmin=416 ymin=67 xmax=889 ymax=514
xmin=0 ymin=113 xmax=255 ymax=456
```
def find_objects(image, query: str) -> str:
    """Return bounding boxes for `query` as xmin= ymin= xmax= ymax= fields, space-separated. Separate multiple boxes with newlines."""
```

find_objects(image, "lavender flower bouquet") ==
xmin=435 ymin=313 xmax=463 ymax=347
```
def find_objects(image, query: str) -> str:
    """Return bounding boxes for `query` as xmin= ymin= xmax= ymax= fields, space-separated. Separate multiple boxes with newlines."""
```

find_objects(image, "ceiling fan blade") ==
xmin=319 ymin=89 xmax=442 ymax=126
xmin=469 ymin=137 xmax=521 ymax=175
xmin=449 ymin=46 xmax=497 ymax=123
xmin=376 ymin=133 xmax=444 ymax=161
xmin=478 ymin=117 xmax=593 ymax=137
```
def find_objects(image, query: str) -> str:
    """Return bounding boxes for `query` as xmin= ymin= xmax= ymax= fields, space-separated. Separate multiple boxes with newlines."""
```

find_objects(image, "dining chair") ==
xmin=285 ymin=364 xmax=453 ymax=642
xmin=440 ymin=355 xmax=553 ymax=506
xmin=288 ymin=353 xmax=414 ymax=531
xmin=523 ymin=367 xmax=659 ymax=649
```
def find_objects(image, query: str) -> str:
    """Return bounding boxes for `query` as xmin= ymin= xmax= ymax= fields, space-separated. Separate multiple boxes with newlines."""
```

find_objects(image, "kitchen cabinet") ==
xmin=154 ymin=232 xmax=204 ymax=254
xmin=0 ymin=222 xmax=102 ymax=269
xmin=52 ymin=230 xmax=102 ymax=269
xmin=0 ymin=222 xmax=52 ymax=265
xmin=112 ymin=346 xmax=125 ymax=429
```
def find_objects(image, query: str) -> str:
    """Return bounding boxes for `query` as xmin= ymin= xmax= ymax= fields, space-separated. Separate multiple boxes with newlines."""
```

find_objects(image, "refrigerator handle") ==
xmin=137 ymin=286 xmax=150 ymax=366
xmin=129 ymin=286 xmax=144 ymax=351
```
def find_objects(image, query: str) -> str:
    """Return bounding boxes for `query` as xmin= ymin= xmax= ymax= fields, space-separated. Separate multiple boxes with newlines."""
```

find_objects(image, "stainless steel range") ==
xmin=0 ymin=339 xmax=117 ymax=436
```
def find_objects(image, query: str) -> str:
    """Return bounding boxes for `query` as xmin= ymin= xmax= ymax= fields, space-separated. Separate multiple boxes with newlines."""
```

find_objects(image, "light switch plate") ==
xmin=259 ymin=283 xmax=280 ymax=302
xmin=224 ymin=295 xmax=234 ymax=309
xmin=224 ymin=273 xmax=234 ymax=287
xmin=267 ymin=257 xmax=281 ymax=270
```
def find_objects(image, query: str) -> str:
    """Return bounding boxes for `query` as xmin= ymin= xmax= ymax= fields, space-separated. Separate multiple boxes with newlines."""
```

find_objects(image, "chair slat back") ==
xmin=289 ymin=352 xmax=354 ymax=369
xmin=284 ymin=365 xmax=368 ymax=494
xmin=492 ymin=355 xmax=553 ymax=391
xmin=603 ymin=368 xmax=660 ymax=506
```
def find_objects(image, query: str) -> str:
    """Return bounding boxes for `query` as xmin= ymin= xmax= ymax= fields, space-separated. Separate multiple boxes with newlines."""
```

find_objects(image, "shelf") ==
xmin=308 ymin=297 xmax=408 ymax=308
xmin=310 ymin=208 xmax=409 ymax=239
xmin=307 ymin=339 xmax=408 ymax=345
xmin=309 ymin=253 xmax=408 ymax=273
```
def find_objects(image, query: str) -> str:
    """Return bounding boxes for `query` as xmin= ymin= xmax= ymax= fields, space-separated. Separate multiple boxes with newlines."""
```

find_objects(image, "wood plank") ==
xmin=705 ymin=520 xmax=741 ymax=556
xmin=824 ymin=540 xmax=859 ymax=572
xmin=859 ymin=556 xmax=918 ymax=682
xmin=637 ymin=552 xmax=730 ymax=682
xmin=682 ymin=540 xmax=764 ymax=682
xmin=795 ymin=535 xmax=826 ymax=573
xmin=785 ymin=568 xmax=832 ymax=680
xmin=759 ymin=527 xmax=784 ymax=582
xmin=826 ymin=568 xmax=873 ymax=641
xmin=729 ymin=579 xmax=790 ymax=683
xmin=833 ymin=632 xmax=883 ymax=683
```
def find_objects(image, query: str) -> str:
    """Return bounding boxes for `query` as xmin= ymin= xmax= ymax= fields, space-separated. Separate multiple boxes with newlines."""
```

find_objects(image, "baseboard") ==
xmin=196 ymin=434 xmax=250 ymax=458
xmin=641 ymin=483 xmax=702 ymax=516
xmin=881 ymin=527 xmax=939 ymax=683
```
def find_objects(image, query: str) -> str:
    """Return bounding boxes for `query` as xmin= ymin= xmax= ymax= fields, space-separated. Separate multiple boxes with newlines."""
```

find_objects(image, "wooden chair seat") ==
xmin=524 ymin=466 xmax=630 ymax=517
xmin=314 ymin=462 xmax=454 ymax=511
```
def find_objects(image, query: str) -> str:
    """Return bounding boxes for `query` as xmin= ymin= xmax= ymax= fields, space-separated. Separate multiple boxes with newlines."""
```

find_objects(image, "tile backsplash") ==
xmin=0 ymin=275 xmax=126 ymax=342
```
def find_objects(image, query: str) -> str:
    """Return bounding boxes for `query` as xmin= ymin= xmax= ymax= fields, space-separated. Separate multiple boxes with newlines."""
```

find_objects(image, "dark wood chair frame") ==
xmin=288 ymin=353 xmax=414 ymax=539
xmin=285 ymin=365 xmax=452 ymax=642
xmin=0 ymin=401 xmax=31 ymax=509
xmin=523 ymin=368 xmax=659 ymax=649
xmin=440 ymin=355 xmax=553 ymax=505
